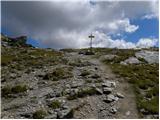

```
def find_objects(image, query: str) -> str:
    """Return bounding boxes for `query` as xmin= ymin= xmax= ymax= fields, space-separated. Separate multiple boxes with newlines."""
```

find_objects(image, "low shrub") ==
xmin=49 ymin=100 xmax=61 ymax=109
xmin=33 ymin=109 xmax=47 ymax=119
xmin=2 ymin=84 xmax=28 ymax=97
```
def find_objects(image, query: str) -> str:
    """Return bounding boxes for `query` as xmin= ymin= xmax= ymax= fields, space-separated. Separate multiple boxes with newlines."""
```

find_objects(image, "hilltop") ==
xmin=1 ymin=34 xmax=159 ymax=119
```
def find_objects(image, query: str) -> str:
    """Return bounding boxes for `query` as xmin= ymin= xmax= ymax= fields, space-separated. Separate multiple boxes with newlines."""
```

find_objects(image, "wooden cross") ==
xmin=88 ymin=33 xmax=95 ymax=52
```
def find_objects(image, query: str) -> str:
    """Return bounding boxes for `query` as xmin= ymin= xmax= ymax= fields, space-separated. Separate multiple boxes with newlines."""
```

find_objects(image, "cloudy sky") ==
xmin=1 ymin=0 xmax=159 ymax=49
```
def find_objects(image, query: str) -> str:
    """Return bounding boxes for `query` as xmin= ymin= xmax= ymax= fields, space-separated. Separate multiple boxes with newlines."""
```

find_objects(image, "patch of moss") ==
xmin=2 ymin=84 xmax=28 ymax=97
xmin=138 ymin=96 xmax=159 ymax=114
xmin=11 ymin=84 xmax=28 ymax=93
xmin=1 ymin=55 xmax=16 ymax=66
xmin=49 ymin=100 xmax=61 ymax=109
xmin=43 ymin=67 xmax=73 ymax=81
xmin=1 ymin=86 xmax=12 ymax=97
xmin=33 ymin=109 xmax=47 ymax=119
xmin=85 ymin=79 xmax=92 ymax=83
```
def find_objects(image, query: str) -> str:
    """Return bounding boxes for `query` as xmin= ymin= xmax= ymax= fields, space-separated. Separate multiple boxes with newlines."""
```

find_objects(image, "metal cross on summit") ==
xmin=88 ymin=33 xmax=95 ymax=52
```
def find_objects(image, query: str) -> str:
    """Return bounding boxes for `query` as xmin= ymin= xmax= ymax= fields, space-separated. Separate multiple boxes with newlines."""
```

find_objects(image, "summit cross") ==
xmin=88 ymin=33 xmax=95 ymax=52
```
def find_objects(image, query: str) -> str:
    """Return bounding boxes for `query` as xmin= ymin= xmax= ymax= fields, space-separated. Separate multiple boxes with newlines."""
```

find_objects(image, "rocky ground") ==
xmin=1 ymin=34 xmax=159 ymax=119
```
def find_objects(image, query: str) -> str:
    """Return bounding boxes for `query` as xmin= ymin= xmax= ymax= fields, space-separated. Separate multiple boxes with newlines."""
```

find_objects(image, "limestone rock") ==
xmin=103 ymin=87 xmax=113 ymax=94
xmin=135 ymin=50 xmax=159 ymax=64
xmin=100 ymin=55 xmax=117 ymax=61
xmin=121 ymin=57 xmax=141 ymax=65
xmin=116 ymin=92 xmax=124 ymax=98
xmin=104 ymin=94 xmax=119 ymax=103
xmin=110 ymin=107 xmax=117 ymax=114
xmin=102 ymin=81 xmax=116 ymax=88
xmin=95 ymin=88 xmax=103 ymax=95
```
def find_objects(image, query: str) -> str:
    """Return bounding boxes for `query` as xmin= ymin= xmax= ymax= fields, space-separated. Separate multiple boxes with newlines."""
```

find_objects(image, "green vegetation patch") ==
xmin=43 ymin=67 xmax=73 ymax=81
xmin=49 ymin=100 xmax=61 ymax=109
xmin=33 ymin=109 xmax=47 ymax=119
xmin=2 ymin=84 xmax=28 ymax=97
xmin=1 ymin=47 xmax=63 ymax=70
xmin=67 ymin=87 xmax=97 ymax=100
xmin=1 ymin=55 xmax=16 ymax=66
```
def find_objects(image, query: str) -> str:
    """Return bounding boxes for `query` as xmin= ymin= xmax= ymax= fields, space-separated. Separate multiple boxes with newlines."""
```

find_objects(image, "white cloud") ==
xmin=108 ymin=18 xmax=139 ymax=33
xmin=136 ymin=38 xmax=158 ymax=48
xmin=142 ymin=14 xmax=157 ymax=19
xmin=90 ymin=31 xmax=158 ymax=49
xmin=142 ymin=0 xmax=158 ymax=19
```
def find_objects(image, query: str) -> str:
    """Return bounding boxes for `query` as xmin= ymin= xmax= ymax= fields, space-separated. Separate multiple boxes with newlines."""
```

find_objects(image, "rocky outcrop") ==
xmin=120 ymin=57 xmax=141 ymax=65
xmin=1 ymin=34 xmax=32 ymax=47
xmin=135 ymin=50 xmax=159 ymax=64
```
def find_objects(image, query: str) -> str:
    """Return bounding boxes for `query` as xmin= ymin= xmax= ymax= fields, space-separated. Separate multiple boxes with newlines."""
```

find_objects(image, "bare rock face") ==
xmin=100 ymin=54 xmax=117 ymax=61
xmin=120 ymin=57 xmax=141 ymax=65
xmin=135 ymin=50 xmax=159 ymax=64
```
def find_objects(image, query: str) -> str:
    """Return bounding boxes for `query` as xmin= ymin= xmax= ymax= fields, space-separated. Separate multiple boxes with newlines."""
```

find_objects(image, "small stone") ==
xmin=153 ymin=115 xmax=159 ymax=119
xmin=102 ymin=81 xmax=116 ymax=88
xmin=62 ymin=105 xmax=69 ymax=109
xmin=45 ymin=112 xmax=57 ymax=119
xmin=71 ymin=82 xmax=82 ymax=88
xmin=65 ymin=84 xmax=70 ymax=88
xmin=110 ymin=107 xmax=117 ymax=114
xmin=10 ymin=73 xmax=17 ymax=79
xmin=116 ymin=92 xmax=124 ymax=98
xmin=64 ymin=89 xmax=71 ymax=94
xmin=104 ymin=94 xmax=118 ymax=103
xmin=140 ymin=108 xmax=148 ymax=114
xmin=125 ymin=111 xmax=130 ymax=116
xmin=57 ymin=108 xmax=73 ymax=119
xmin=110 ymin=82 xmax=116 ymax=87
xmin=102 ymin=82 xmax=111 ymax=87
xmin=95 ymin=88 xmax=103 ymax=95
xmin=114 ymin=97 xmax=119 ymax=101
xmin=103 ymin=87 xmax=113 ymax=94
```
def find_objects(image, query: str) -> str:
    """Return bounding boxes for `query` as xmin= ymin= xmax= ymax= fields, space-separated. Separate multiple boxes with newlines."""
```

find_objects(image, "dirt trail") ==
xmin=92 ymin=57 xmax=139 ymax=118
xmin=72 ymin=53 xmax=139 ymax=118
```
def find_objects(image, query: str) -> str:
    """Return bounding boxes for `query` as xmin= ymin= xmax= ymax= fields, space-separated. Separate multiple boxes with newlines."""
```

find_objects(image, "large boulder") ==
xmin=120 ymin=57 xmax=141 ymax=65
